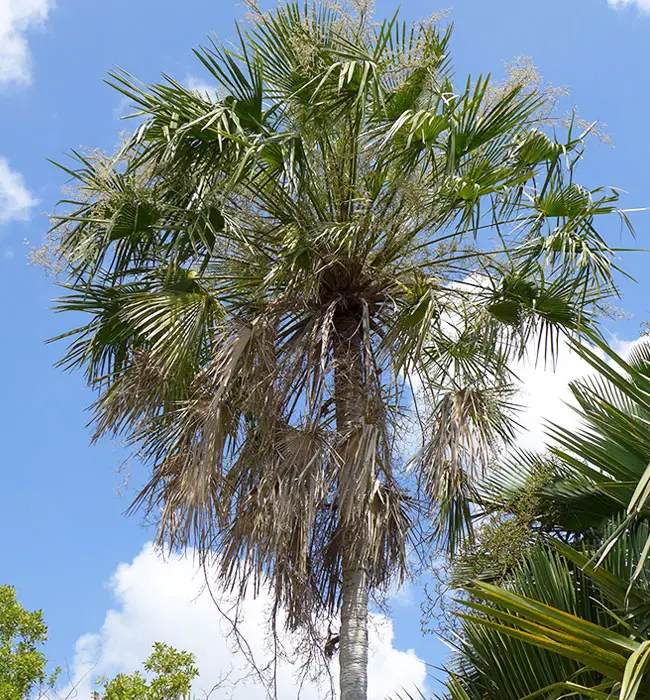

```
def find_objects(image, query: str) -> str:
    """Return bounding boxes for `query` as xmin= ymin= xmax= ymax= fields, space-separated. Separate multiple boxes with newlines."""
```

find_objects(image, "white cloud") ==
xmin=63 ymin=544 xmax=427 ymax=700
xmin=0 ymin=0 xmax=53 ymax=87
xmin=608 ymin=0 xmax=650 ymax=12
xmin=385 ymin=578 xmax=415 ymax=608
xmin=511 ymin=333 xmax=647 ymax=452
xmin=611 ymin=334 xmax=648 ymax=361
xmin=112 ymin=96 xmax=132 ymax=121
xmin=0 ymin=157 xmax=37 ymax=224
xmin=510 ymin=342 xmax=598 ymax=452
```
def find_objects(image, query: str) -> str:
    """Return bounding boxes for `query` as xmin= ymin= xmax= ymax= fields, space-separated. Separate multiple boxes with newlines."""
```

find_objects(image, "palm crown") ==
xmin=49 ymin=2 xmax=631 ymax=696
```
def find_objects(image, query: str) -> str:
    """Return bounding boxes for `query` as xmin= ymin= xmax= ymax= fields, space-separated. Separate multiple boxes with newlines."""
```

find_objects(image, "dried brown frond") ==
xmin=418 ymin=385 xmax=517 ymax=504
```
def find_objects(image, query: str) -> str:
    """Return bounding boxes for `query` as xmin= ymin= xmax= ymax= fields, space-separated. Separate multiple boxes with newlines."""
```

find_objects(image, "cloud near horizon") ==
xmin=63 ymin=544 xmax=427 ymax=700
xmin=512 ymin=334 xmax=643 ymax=451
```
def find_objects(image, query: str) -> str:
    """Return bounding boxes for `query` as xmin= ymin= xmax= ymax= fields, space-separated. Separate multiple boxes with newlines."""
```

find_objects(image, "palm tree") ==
xmin=453 ymin=531 xmax=650 ymax=700
xmin=445 ymin=340 xmax=650 ymax=700
xmin=480 ymin=338 xmax=650 ymax=540
xmin=48 ymin=3 xmax=629 ymax=697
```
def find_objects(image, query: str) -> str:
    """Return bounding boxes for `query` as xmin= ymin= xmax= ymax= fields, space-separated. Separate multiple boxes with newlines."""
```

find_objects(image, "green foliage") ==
xmin=0 ymin=585 xmax=57 ymax=700
xmin=450 ymin=544 xmax=609 ymax=700
xmin=451 ymin=462 xmax=554 ymax=586
xmin=440 ymin=342 xmax=650 ymax=700
xmin=455 ymin=536 xmax=650 ymax=700
xmin=93 ymin=643 xmax=198 ymax=700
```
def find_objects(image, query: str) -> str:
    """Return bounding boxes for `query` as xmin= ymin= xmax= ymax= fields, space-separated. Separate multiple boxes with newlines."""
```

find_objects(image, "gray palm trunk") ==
xmin=340 ymin=559 xmax=369 ymax=700
xmin=334 ymin=310 xmax=371 ymax=700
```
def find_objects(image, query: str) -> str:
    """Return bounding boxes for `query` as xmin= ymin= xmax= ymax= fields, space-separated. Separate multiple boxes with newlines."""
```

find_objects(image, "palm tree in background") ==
xmin=48 ymin=2 xmax=630 ymax=697
xmin=445 ymin=341 xmax=650 ymax=700
xmin=450 ymin=528 xmax=650 ymax=700
xmin=482 ymin=338 xmax=650 ymax=539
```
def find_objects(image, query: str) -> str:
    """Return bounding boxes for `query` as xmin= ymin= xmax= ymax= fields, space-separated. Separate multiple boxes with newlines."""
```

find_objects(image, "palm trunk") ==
xmin=333 ymin=311 xmax=370 ymax=700
xmin=339 ymin=554 xmax=369 ymax=700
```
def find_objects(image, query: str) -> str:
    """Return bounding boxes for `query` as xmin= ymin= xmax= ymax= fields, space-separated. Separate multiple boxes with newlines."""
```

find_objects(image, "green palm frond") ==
xmin=445 ymin=335 xmax=650 ymax=700
xmin=447 ymin=543 xmax=608 ymax=699
xmin=477 ymin=338 xmax=650 ymax=540
xmin=444 ymin=521 xmax=650 ymax=699
xmin=458 ymin=568 xmax=650 ymax=699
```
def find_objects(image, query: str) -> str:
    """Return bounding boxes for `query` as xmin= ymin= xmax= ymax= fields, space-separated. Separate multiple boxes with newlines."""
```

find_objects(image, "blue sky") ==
xmin=2 ymin=0 xmax=650 ymax=696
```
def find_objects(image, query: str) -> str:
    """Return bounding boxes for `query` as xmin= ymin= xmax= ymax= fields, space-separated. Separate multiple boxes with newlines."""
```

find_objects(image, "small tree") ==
xmin=92 ymin=643 xmax=198 ymax=700
xmin=0 ymin=585 xmax=58 ymax=699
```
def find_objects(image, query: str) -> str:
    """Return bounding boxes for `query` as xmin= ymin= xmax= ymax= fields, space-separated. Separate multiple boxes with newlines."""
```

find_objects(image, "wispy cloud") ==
xmin=185 ymin=73 xmax=218 ymax=100
xmin=0 ymin=0 xmax=54 ymax=88
xmin=607 ymin=0 xmax=650 ymax=12
xmin=0 ymin=157 xmax=37 ymax=225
